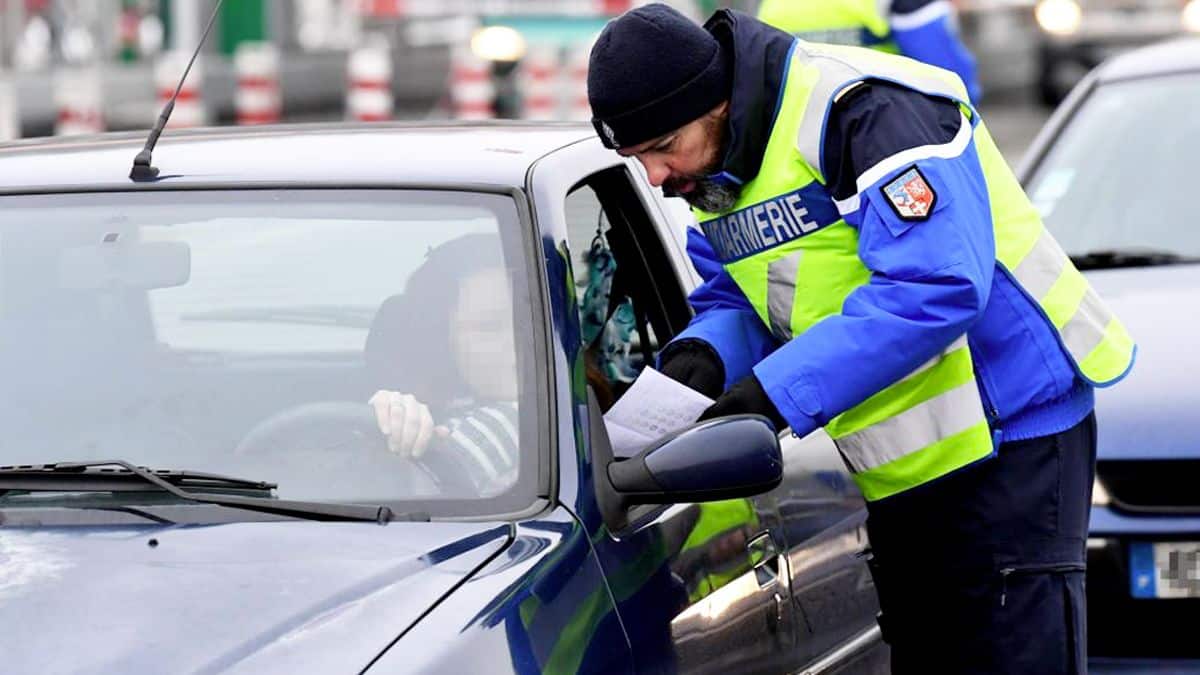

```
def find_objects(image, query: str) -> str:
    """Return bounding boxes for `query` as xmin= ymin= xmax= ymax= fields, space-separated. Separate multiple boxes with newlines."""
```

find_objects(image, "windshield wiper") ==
xmin=1070 ymin=247 xmax=1200 ymax=270
xmin=0 ymin=461 xmax=420 ymax=524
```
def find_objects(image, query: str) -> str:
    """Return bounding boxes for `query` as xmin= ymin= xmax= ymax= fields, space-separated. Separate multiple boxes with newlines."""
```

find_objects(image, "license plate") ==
xmin=1130 ymin=542 xmax=1200 ymax=599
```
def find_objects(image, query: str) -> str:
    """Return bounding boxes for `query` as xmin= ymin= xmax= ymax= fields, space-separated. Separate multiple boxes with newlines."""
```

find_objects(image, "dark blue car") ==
xmin=0 ymin=124 xmax=884 ymax=674
xmin=1020 ymin=38 xmax=1200 ymax=672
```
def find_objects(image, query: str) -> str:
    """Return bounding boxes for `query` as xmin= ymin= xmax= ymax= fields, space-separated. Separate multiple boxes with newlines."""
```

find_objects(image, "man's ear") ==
xmin=710 ymin=100 xmax=730 ymax=118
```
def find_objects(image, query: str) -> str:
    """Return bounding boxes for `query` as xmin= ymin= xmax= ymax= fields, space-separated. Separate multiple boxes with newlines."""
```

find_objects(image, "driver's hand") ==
xmin=368 ymin=390 xmax=449 ymax=458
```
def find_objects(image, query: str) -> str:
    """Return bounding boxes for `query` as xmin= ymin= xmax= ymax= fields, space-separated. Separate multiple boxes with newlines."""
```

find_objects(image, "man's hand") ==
xmin=698 ymin=374 xmax=788 ymax=432
xmin=368 ymin=390 xmax=449 ymax=458
xmin=659 ymin=339 xmax=725 ymax=400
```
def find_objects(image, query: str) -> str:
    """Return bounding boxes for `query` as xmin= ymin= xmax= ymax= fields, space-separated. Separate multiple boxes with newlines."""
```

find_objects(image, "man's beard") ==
xmin=677 ymin=178 xmax=741 ymax=212
xmin=663 ymin=114 xmax=741 ymax=213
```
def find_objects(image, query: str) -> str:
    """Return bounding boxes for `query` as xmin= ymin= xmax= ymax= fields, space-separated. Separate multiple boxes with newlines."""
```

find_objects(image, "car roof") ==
xmin=0 ymin=121 xmax=598 ymax=193
xmin=1092 ymin=38 xmax=1200 ymax=84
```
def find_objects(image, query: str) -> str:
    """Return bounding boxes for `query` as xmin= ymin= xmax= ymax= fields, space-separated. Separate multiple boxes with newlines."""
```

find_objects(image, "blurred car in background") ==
xmin=1032 ymin=0 xmax=1200 ymax=103
xmin=1020 ymin=38 xmax=1200 ymax=671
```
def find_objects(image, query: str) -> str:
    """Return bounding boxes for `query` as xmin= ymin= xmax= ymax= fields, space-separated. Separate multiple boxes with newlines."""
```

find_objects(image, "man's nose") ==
xmin=639 ymin=157 xmax=671 ymax=187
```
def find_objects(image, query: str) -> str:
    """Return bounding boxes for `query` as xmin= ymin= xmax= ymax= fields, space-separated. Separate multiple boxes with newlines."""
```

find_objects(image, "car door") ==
xmin=626 ymin=161 xmax=888 ymax=673
xmin=530 ymin=142 xmax=797 ymax=674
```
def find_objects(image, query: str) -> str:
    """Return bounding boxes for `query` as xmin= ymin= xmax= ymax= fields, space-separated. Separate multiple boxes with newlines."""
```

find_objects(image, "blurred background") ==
xmin=0 ymin=0 xmax=1197 ymax=159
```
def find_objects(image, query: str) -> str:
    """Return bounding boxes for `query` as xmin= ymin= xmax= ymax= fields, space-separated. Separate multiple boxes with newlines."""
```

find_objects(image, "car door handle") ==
xmin=747 ymin=531 xmax=782 ymax=587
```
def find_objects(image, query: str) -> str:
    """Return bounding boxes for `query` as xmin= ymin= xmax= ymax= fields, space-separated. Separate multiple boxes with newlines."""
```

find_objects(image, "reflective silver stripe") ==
xmin=853 ymin=113 xmax=971 ymax=194
xmin=833 ymin=193 xmax=860 ymax=216
xmin=767 ymin=251 xmax=802 ymax=341
xmin=793 ymin=44 xmax=968 ymax=175
xmin=1011 ymin=229 xmax=1067 ymax=302
xmin=834 ymin=379 xmax=986 ymax=473
xmin=829 ymin=112 xmax=969 ymax=217
xmin=1010 ymin=229 xmax=1115 ymax=364
xmin=1060 ymin=290 xmax=1113 ymax=363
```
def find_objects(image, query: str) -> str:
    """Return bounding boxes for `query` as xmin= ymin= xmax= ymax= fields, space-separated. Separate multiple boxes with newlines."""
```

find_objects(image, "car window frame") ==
xmin=0 ymin=182 xmax=557 ymax=523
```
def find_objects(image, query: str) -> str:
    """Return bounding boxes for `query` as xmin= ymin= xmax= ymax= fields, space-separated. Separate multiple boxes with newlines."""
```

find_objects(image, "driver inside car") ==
xmin=366 ymin=234 xmax=520 ymax=496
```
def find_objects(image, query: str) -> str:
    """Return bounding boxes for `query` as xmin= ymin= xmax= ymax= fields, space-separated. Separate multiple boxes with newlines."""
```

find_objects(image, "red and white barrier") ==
xmin=155 ymin=51 xmax=206 ymax=128
xmin=346 ymin=44 xmax=393 ymax=122
xmin=234 ymin=42 xmax=281 ymax=126
xmin=565 ymin=43 xmax=592 ymax=122
xmin=450 ymin=47 xmax=494 ymax=120
xmin=54 ymin=67 xmax=104 ymax=136
xmin=519 ymin=46 xmax=560 ymax=120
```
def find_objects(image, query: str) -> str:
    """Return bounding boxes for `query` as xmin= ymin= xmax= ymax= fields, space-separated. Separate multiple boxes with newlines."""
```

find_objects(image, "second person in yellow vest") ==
xmin=758 ymin=0 xmax=982 ymax=102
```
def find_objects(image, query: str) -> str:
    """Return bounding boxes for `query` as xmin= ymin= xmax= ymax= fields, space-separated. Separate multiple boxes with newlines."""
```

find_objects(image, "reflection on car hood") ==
xmin=0 ymin=519 xmax=512 ymax=674
xmin=1086 ymin=265 xmax=1200 ymax=460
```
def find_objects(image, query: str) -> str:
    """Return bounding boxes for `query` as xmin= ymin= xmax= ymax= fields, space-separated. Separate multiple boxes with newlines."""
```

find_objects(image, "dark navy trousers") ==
xmin=864 ymin=413 xmax=1097 ymax=674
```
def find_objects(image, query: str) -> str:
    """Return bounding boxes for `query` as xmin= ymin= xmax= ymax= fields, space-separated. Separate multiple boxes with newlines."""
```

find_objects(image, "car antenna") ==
xmin=129 ymin=0 xmax=225 ymax=182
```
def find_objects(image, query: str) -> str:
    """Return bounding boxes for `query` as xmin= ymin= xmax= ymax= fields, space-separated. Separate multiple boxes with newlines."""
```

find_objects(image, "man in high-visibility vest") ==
xmin=758 ymin=0 xmax=982 ymax=102
xmin=587 ymin=5 xmax=1133 ymax=673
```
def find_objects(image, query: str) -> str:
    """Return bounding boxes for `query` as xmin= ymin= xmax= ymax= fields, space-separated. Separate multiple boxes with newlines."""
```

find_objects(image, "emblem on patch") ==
xmin=881 ymin=166 xmax=937 ymax=221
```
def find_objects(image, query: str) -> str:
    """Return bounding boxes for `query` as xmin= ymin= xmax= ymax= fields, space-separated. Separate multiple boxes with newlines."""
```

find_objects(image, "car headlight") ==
xmin=1093 ymin=477 xmax=1111 ymax=506
xmin=1036 ymin=0 xmax=1083 ymax=36
xmin=1184 ymin=0 xmax=1200 ymax=33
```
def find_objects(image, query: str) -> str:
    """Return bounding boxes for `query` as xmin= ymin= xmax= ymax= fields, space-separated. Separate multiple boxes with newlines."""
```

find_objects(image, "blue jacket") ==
xmin=760 ymin=0 xmax=982 ymax=102
xmin=670 ymin=13 xmax=1094 ymax=445
xmin=889 ymin=0 xmax=982 ymax=103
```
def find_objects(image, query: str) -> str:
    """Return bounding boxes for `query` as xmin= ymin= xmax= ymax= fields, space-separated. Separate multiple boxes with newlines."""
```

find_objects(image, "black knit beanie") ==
xmin=588 ymin=3 xmax=731 ymax=150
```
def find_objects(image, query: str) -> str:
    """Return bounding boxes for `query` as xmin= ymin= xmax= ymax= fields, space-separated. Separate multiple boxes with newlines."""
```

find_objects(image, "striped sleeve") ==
xmin=444 ymin=402 xmax=520 ymax=495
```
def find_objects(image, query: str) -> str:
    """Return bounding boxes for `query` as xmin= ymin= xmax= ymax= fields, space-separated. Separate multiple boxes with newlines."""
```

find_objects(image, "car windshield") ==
xmin=1025 ymin=73 xmax=1200 ymax=263
xmin=0 ymin=189 xmax=539 ymax=519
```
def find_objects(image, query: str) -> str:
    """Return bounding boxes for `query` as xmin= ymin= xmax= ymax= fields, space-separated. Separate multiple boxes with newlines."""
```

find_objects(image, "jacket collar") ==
xmin=704 ymin=10 xmax=797 ymax=186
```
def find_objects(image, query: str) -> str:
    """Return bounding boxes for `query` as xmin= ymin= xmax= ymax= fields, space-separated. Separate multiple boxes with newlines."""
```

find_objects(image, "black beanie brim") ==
xmin=587 ymin=4 xmax=731 ymax=150
xmin=592 ymin=45 xmax=728 ymax=150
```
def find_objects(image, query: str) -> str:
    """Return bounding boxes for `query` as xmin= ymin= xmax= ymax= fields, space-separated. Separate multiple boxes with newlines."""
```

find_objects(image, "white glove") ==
xmin=368 ymin=390 xmax=448 ymax=458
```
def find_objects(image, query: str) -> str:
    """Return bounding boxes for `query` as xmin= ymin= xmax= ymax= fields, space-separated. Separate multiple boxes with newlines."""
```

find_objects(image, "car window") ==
xmin=0 ymin=189 xmax=541 ymax=518
xmin=565 ymin=183 xmax=610 ymax=313
xmin=565 ymin=170 xmax=692 ymax=411
xmin=1025 ymin=73 xmax=1200 ymax=257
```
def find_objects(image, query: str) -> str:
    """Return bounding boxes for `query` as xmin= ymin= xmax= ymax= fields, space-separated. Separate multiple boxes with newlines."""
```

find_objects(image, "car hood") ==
xmin=0 ymin=519 xmax=512 ymax=674
xmin=1086 ymin=264 xmax=1200 ymax=460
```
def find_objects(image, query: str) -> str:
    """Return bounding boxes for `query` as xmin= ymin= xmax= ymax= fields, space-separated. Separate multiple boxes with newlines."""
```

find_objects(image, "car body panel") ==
xmin=0 ymin=123 xmax=594 ymax=193
xmin=0 ymin=520 xmax=511 ymax=674
xmin=367 ymin=508 xmax=634 ymax=675
xmin=1086 ymin=265 xmax=1200 ymax=463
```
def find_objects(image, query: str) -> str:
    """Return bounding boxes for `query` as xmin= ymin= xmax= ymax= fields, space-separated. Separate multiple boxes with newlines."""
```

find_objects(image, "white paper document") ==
xmin=603 ymin=367 xmax=715 ymax=457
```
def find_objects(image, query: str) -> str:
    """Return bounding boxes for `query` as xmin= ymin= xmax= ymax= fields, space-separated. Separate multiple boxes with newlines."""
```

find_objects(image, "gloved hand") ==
xmin=368 ymin=390 xmax=450 ymax=458
xmin=658 ymin=339 xmax=725 ymax=400
xmin=698 ymin=373 xmax=788 ymax=433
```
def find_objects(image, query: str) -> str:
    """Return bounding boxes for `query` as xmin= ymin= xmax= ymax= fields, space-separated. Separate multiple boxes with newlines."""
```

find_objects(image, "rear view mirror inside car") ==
xmin=58 ymin=239 xmax=191 ymax=291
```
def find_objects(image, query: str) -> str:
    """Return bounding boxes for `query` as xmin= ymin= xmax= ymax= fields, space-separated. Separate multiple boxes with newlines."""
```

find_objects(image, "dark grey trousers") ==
xmin=864 ymin=413 xmax=1097 ymax=675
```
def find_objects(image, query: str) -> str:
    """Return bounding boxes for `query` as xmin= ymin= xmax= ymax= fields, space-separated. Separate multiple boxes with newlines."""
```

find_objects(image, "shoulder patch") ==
xmin=880 ymin=166 xmax=937 ymax=221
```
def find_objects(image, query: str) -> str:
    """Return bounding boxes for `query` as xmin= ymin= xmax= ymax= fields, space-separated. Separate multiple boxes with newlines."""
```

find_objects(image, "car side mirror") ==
xmin=589 ymin=391 xmax=782 ymax=533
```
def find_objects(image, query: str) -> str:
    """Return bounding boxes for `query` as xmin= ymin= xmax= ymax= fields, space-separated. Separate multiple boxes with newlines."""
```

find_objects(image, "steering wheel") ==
xmin=234 ymin=401 xmax=464 ymax=499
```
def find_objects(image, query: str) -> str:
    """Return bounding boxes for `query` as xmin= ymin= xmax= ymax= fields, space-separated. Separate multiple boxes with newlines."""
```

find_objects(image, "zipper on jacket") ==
xmin=998 ymin=562 xmax=1087 ymax=607
xmin=970 ymin=341 xmax=1003 ymax=446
